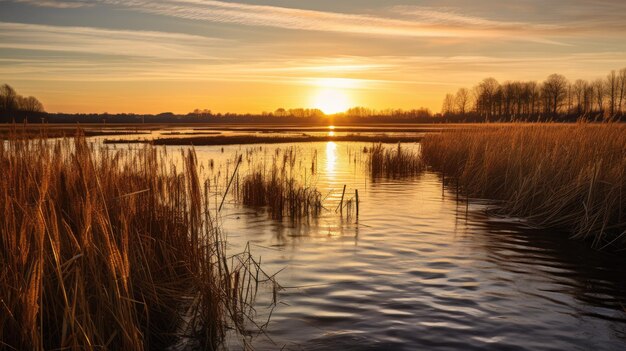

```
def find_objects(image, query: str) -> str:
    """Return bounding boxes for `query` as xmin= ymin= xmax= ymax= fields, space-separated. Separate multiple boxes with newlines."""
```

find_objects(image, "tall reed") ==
xmin=235 ymin=148 xmax=322 ymax=221
xmin=368 ymin=143 xmax=423 ymax=178
xmin=421 ymin=123 xmax=626 ymax=247
xmin=0 ymin=135 xmax=262 ymax=350
xmin=239 ymin=164 xmax=323 ymax=221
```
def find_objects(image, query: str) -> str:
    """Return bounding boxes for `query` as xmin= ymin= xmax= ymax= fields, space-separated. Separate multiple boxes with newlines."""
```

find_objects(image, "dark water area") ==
xmin=104 ymin=139 xmax=626 ymax=350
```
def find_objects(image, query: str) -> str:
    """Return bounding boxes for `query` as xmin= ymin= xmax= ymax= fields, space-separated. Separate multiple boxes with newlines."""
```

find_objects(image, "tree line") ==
xmin=5 ymin=68 xmax=626 ymax=125
xmin=441 ymin=68 xmax=626 ymax=122
xmin=0 ymin=84 xmax=45 ymax=122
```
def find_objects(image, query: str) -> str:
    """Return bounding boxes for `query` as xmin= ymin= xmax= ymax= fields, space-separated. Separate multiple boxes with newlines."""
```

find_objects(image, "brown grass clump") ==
xmin=237 ymin=149 xmax=322 ymax=221
xmin=239 ymin=165 xmax=323 ymax=221
xmin=0 ymin=136 xmax=262 ymax=350
xmin=368 ymin=143 xmax=423 ymax=178
xmin=421 ymin=123 xmax=626 ymax=247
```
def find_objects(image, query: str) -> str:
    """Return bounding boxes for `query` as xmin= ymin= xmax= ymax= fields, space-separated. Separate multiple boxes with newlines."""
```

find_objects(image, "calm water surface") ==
xmin=112 ymin=140 xmax=626 ymax=350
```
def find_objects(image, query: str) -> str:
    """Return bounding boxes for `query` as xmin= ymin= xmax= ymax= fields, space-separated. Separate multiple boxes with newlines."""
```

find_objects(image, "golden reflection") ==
xmin=326 ymin=141 xmax=337 ymax=174
xmin=328 ymin=125 xmax=335 ymax=137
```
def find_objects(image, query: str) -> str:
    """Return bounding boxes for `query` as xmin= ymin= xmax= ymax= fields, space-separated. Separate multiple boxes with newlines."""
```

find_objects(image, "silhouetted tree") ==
xmin=17 ymin=96 xmax=44 ymax=113
xmin=0 ymin=84 xmax=18 ymax=122
xmin=274 ymin=108 xmax=287 ymax=117
xmin=592 ymin=79 xmax=605 ymax=118
xmin=572 ymin=79 xmax=587 ymax=115
xmin=475 ymin=77 xmax=499 ymax=121
xmin=454 ymin=88 xmax=470 ymax=115
xmin=441 ymin=93 xmax=455 ymax=116
xmin=619 ymin=68 xmax=626 ymax=114
xmin=542 ymin=74 xmax=568 ymax=117
xmin=606 ymin=70 xmax=619 ymax=118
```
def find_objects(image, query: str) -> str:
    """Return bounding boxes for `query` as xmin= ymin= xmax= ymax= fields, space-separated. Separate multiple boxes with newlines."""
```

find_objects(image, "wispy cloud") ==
xmin=12 ymin=0 xmax=92 ymax=8
xmin=10 ymin=0 xmax=624 ymax=44
xmin=0 ymin=22 xmax=227 ymax=59
xmin=6 ymin=0 xmax=626 ymax=54
xmin=388 ymin=6 xmax=550 ymax=29
xmin=91 ymin=0 xmax=567 ymax=44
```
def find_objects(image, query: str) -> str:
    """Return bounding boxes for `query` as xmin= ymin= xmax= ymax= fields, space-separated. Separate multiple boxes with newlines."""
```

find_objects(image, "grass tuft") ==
xmin=368 ymin=143 xmax=423 ymax=178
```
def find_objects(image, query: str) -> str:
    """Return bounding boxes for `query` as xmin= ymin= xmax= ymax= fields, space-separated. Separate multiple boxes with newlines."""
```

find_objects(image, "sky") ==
xmin=0 ymin=0 xmax=625 ymax=114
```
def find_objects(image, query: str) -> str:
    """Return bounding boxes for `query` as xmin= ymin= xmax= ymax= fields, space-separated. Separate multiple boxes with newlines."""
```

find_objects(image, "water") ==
xmin=114 ymin=139 xmax=626 ymax=350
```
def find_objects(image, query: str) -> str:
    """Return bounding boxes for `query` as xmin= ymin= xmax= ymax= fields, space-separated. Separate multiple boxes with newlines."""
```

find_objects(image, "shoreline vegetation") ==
xmin=104 ymin=134 xmax=424 ymax=146
xmin=368 ymin=143 xmax=423 ymax=178
xmin=0 ymin=135 xmax=269 ymax=350
xmin=238 ymin=162 xmax=323 ymax=222
xmin=421 ymin=123 xmax=626 ymax=248
xmin=0 ymin=126 xmax=152 ymax=139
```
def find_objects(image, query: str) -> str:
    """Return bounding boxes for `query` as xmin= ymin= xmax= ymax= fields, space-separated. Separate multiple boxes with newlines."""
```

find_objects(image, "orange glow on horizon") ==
xmin=309 ymin=79 xmax=355 ymax=114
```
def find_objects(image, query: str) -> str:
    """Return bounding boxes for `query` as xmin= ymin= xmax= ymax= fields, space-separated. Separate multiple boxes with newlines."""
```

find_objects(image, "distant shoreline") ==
xmin=103 ymin=134 xmax=425 ymax=146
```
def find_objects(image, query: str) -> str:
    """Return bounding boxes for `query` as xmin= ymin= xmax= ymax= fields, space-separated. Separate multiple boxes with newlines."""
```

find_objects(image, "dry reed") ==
xmin=368 ymin=143 xmax=423 ymax=178
xmin=236 ymin=148 xmax=322 ymax=221
xmin=0 ymin=135 xmax=264 ymax=350
xmin=421 ymin=123 xmax=626 ymax=247
xmin=239 ymin=165 xmax=323 ymax=221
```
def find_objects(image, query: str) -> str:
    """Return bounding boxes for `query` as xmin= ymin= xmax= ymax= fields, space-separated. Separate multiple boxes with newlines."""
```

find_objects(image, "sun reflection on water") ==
xmin=328 ymin=125 xmax=335 ymax=137
xmin=326 ymin=141 xmax=337 ymax=175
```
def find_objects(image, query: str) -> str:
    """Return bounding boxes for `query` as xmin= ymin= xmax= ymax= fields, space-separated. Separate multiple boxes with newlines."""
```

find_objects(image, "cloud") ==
xmin=388 ymin=6 xmax=549 ymax=29
xmin=12 ymin=0 xmax=93 ymax=8
xmin=93 ymin=0 xmax=567 ymax=44
xmin=8 ymin=0 xmax=626 ymax=43
xmin=0 ymin=22 xmax=227 ymax=59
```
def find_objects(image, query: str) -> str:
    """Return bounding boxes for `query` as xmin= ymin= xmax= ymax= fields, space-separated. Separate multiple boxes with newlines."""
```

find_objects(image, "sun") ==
xmin=312 ymin=88 xmax=351 ymax=114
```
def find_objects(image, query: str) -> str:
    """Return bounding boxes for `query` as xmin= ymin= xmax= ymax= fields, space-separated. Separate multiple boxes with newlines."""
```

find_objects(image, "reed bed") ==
xmin=235 ymin=148 xmax=323 ymax=221
xmin=0 ymin=135 xmax=265 ymax=350
xmin=238 ymin=165 xmax=323 ymax=221
xmin=421 ymin=123 xmax=626 ymax=247
xmin=368 ymin=143 xmax=423 ymax=178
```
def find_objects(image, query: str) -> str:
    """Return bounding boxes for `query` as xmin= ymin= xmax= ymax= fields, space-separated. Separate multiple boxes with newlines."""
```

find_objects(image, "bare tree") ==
xmin=454 ymin=88 xmax=470 ymax=115
xmin=542 ymin=74 xmax=568 ymax=116
xmin=475 ymin=77 xmax=499 ymax=120
xmin=618 ymin=67 xmax=626 ymax=114
xmin=583 ymin=82 xmax=594 ymax=113
xmin=572 ymin=79 xmax=587 ymax=115
xmin=566 ymin=83 xmax=574 ymax=115
xmin=274 ymin=108 xmax=288 ymax=117
xmin=606 ymin=70 xmax=619 ymax=117
xmin=526 ymin=81 xmax=540 ymax=117
xmin=441 ymin=93 xmax=455 ymax=116
xmin=0 ymin=84 xmax=17 ymax=111
xmin=592 ymin=79 xmax=605 ymax=117
xmin=17 ymin=96 xmax=44 ymax=113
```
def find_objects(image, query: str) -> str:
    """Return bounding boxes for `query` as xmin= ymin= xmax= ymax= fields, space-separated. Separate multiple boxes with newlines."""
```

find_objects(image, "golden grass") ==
xmin=0 ymin=135 xmax=262 ymax=350
xmin=238 ymin=165 xmax=322 ymax=221
xmin=421 ymin=123 xmax=626 ymax=247
xmin=368 ymin=143 xmax=423 ymax=178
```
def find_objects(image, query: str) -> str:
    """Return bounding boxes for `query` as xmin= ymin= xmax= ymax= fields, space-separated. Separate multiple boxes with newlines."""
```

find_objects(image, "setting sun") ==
xmin=311 ymin=89 xmax=351 ymax=114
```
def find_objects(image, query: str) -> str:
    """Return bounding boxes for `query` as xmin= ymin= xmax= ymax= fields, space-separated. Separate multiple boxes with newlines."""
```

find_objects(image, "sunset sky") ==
xmin=1 ymin=0 xmax=625 ymax=114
